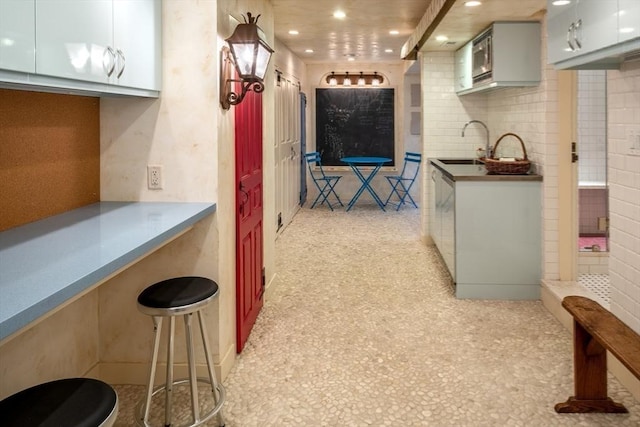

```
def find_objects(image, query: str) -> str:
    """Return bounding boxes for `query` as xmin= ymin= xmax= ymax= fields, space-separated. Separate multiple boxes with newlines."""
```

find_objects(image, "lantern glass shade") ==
xmin=254 ymin=43 xmax=272 ymax=79
xmin=225 ymin=17 xmax=273 ymax=81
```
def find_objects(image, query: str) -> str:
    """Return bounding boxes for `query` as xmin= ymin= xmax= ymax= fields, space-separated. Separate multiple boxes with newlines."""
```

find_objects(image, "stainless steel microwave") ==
xmin=472 ymin=29 xmax=492 ymax=84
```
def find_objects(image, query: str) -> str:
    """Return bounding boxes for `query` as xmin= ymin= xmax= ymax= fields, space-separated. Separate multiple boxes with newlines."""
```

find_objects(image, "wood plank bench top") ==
xmin=562 ymin=296 xmax=640 ymax=379
xmin=556 ymin=295 xmax=640 ymax=413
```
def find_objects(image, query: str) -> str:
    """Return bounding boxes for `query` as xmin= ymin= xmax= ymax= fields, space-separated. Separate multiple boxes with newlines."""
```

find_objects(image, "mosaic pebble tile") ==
xmin=114 ymin=206 xmax=639 ymax=426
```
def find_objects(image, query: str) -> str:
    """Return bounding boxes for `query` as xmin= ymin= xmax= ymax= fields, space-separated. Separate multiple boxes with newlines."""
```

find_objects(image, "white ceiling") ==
xmin=272 ymin=0 xmax=547 ymax=64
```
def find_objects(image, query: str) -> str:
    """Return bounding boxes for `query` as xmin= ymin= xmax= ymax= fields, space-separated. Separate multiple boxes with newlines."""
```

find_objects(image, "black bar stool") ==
xmin=136 ymin=276 xmax=225 ymax=427
xmin=0 ymin=377 xmax=118 ymax=426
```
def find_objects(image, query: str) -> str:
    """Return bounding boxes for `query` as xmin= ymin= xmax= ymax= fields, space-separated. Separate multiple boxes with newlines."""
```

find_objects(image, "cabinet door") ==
xmin=440 ymin=176 xmax=455 ymax=279
xmin=576 ymin=0 xmax=618 ymax=54
xmin=35 ymin=0 xmax=113 ymax=83
xmin=0 ymin=0 xmax=35 ymax=72
xmin=454 ymin=42 xmax=472 ymax=93
xmin=429 ymin=167 xmax=441 ymax=248
xmin=618 ymin=0 xmax=640 ymax=43
xmin=113 ymin=0 xmax=161 ymax=90
xmin=547 ymin=0 xmax=577 ymax=64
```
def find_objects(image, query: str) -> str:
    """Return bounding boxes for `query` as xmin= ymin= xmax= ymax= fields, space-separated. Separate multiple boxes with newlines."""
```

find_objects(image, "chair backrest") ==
xmin=305 ymin=152 xmax=327 ymax=179
xmin=399 ymin=152 xmax=422 ymax=179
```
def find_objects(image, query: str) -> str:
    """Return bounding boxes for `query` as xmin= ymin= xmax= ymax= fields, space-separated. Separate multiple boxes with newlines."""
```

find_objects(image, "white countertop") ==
xmin=0 ymin=202 xmax=216 ymax=342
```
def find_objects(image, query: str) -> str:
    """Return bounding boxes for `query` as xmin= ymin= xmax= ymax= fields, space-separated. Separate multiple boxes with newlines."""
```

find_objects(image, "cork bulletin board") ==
xmin=0 ymin=89 xmax=100 ymax=231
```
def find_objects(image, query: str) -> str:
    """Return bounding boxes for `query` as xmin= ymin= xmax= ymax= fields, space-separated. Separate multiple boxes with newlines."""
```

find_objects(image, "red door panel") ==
xmin=235 ymin=89 xmax=264 ymax=353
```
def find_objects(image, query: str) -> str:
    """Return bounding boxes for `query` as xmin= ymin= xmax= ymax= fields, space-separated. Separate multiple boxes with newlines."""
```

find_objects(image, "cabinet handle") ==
xmin=431 ymin=170 xmax=436 ymax=182
xmin=103 ymin=47 xmax=116 ymax=77
xmin=566 ymin=23 xmax=576 ymax=51
xmin=116 ymin=49 xmax=126 ymax=78
xmin=574 ymin=19 xmax=582 ymax=50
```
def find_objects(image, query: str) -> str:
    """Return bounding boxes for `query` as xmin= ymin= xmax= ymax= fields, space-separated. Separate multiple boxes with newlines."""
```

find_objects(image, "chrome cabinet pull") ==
xmin=567 ymin=23 xmax=576 ymax=51
xmin=103 ymin=46 xmax=116 ymax=77
xmin=574 ymin=19 xmax=582 ymax=50
xmin=116 ymin=49 xmax=126 ymax=78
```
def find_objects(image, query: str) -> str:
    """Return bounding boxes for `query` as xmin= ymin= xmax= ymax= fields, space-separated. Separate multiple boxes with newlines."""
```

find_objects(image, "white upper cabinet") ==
xmin=547 ymin=0 xmax=578 ymax=64
xmin=547 ymin=0 xmax=640 ymax=69
xmin=618 ymin=0 xmax=640 ymax=43
xmin=547 ymin=0 xmax=618 ymax=64
xmin=36 ymin=0 xmax=114 ymax=83
xmin=1 ymin=0 xmax=161 ymax=95
xmin=454 ymin=41 xmax=472 ymax=94
xmin=36 ymin=0 xmax=160 ymax=90
xmin=0 ymin=0 xmax=35 ymax=73
xmin=113 ymin=0 xmax=161 ymax=90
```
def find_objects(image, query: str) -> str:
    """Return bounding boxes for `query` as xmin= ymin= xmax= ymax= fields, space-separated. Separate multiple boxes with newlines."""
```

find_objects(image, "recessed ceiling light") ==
xmin=551 ymin=0 xmax=570 ymax=5
xmin=436 ymin=35 xmax=449 ymax=42
xmin=620 ymin=27 xmax=635 ymax=33
xmin=385 ymin=49 xmax=394 ymax=53
xmin=389 ymin=30 xmax=400 ymax=35
xmin=288 ymin=30 xmax=299 ymax=35
xmin=305 ymin=49 xmax=314 ymax=53
xmin=465 ymin=1 xmax=482 ymax=6
xmin=347 ymin=57 xmax=355 ymax=61
xmin=333 ymin=10 xmax=346 ymax=19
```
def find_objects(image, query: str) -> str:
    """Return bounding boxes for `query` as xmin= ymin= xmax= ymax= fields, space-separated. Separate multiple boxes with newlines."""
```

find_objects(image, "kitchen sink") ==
xmin=437 ymin=158 xmax=484 ymax=165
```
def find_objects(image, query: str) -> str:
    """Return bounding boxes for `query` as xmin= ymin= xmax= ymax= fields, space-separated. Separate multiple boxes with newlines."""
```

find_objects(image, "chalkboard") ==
xmin=315 ymin=88 xmax=395 ymax=166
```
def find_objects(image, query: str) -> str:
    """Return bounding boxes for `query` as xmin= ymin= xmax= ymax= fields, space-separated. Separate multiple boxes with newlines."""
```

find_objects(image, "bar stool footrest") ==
xmin=135 ymin=378 xmax=225 ymax=427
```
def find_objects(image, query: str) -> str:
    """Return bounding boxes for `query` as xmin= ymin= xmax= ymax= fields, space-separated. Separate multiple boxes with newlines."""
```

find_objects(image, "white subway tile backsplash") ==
xmin=607 ymin=60 xmax=640 ymax=334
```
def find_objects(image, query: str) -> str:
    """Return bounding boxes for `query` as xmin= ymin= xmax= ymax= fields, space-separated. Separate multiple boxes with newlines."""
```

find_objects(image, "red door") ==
xmin=235 ymin=89 xmax=264 ymax=353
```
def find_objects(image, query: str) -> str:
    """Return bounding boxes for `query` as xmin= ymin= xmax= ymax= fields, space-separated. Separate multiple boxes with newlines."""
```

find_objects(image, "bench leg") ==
xmin=555 ymin=320 xmax=628 ymax=413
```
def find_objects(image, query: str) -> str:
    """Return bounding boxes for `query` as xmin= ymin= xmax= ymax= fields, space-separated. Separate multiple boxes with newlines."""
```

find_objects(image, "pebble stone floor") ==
xmin=114 ymin=205 xmax=640 ymax=426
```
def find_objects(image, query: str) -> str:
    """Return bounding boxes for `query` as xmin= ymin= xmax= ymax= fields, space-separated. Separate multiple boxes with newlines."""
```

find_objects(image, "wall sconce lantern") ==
xmin=220 ymin=13 xmax=274 ymax=109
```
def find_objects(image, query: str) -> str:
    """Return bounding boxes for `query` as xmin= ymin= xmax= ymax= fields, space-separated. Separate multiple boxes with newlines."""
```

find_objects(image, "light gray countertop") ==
xmin=430 ymin=158 xmax=543 ymax=182
xmin=0 ymin=202 xmax=216 ymax=342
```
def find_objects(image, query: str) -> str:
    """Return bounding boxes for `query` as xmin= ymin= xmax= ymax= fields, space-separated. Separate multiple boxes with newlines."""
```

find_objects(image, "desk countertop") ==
xmin=0 ymin=202 xmax=216 ymax=342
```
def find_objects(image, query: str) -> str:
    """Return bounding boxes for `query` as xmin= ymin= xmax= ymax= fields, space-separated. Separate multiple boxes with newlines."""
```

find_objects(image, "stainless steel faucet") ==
xmin=462 ymin=120 xmax=491 ymax=158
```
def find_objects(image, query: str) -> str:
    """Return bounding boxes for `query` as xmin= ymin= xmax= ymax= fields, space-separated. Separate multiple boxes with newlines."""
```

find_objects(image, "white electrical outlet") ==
xmin=147 ymin=165 xmax=163 ymax=190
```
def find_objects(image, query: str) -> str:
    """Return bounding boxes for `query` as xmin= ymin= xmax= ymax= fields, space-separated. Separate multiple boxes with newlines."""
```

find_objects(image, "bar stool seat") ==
xmin=136 ymin=276 xmax=225 ymax=427
xmin=0 ymin=378 xmax=118 ymax=427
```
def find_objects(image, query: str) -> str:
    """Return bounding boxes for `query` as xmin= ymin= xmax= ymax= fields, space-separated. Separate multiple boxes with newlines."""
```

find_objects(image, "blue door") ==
xmin=300 ymin=92 xmax=307 ymax=205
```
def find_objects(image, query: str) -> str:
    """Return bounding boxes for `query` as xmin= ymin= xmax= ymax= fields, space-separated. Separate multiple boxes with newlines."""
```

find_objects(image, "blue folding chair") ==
xmin=305 ymin=152 xmax=343 ymax=211
xmin=384 ymin=152 xmax=422 ymax=210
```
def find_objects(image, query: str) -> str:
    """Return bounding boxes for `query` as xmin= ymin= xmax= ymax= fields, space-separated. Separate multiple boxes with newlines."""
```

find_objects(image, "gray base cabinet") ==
xmin=454 ymin=180 xmax=541 ymax=300
xmin=429 ymin=161 xmax=542 ymax=300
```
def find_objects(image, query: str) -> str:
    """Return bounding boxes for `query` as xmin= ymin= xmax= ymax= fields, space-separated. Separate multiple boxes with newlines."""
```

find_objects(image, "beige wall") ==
xmin=98 ymin=0 xmax=278 ymax=381
xmin=0 ymin=0 xmax=279 ymax=398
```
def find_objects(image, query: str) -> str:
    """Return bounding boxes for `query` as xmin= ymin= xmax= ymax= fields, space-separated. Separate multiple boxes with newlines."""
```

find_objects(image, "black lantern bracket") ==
xmin=220 ymin=46 xmax=265 ymax=109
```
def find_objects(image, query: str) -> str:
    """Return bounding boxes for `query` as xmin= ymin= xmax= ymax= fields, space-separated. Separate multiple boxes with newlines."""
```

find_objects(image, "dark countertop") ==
xmin=430 ymin=158 xmax=543 ymax=182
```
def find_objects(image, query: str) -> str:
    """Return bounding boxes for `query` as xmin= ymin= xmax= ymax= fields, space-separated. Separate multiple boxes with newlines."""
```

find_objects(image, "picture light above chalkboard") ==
xmin=325 ymin=71 xmax=385 ymax=87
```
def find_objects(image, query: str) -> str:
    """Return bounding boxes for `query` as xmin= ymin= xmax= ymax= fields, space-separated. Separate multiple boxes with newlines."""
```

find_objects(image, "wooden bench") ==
xmin=555 ymin=296 xmax=640 ymax=413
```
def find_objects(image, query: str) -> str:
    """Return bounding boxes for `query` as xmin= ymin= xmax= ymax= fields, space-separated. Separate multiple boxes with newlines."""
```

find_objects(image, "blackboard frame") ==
xmin=314 ymin=88 xmax=396 ymax=167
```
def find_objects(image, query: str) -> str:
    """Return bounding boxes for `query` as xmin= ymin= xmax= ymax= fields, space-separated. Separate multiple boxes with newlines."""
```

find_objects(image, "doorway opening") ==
xmin=576 ymin=70 xmax=609 ymax=305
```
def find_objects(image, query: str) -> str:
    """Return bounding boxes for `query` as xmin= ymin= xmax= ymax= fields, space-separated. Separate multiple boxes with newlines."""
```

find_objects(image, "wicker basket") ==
xmin=484 ymin=133 xmax=531 ymax=175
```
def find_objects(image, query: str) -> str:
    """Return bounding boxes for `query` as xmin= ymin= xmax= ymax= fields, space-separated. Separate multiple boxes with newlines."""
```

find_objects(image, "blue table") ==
xmin=341 ymin=157 xmax=392 ymax=211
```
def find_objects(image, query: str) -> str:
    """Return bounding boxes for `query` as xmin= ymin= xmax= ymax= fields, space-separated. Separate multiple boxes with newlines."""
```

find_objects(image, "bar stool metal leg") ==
xmin=165 ymin=316 xmax=176 ymax=426
xmin=143 ymin=316 xmax=163 ymax=425
xmin=184 ymin=313 xmax=201 ymax=424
